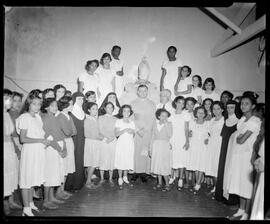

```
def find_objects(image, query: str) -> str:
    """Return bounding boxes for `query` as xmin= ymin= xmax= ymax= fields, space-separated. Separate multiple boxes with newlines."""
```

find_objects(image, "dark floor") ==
xmin=5 ymin=173 xmax=238 ymax=218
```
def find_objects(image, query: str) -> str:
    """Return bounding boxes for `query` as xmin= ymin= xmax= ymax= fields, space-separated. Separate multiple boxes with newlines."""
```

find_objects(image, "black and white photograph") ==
xmin=3 ymin=2 xmax=267 ymax=220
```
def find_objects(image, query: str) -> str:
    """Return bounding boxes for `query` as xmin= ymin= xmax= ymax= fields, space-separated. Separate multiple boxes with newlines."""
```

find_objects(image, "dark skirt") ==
xmin=64 ymin=113 xmax=86 ymax=191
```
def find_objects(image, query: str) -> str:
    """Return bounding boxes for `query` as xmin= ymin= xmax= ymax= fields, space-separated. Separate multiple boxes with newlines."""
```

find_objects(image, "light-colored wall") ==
xmin=4 ymin=7 xmax=265 ymax=102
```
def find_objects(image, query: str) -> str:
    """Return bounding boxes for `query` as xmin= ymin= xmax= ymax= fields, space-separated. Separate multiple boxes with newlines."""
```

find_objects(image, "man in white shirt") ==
xmin=156 ymin=89 xmax=174 ymax=116
xmin=160 ymin=46 xmax=183 ymax=99
xmin=110 ymin=45 xmax=124 ymax=99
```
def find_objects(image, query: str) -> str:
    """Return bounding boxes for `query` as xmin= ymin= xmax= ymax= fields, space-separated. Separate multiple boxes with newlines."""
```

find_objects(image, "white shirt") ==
xmin=161 ymin=58 xmax=183 ymax=95
xmin=78 ymin=71 xmax=100 ymax=95
xmin=201 ymin=91 xmax=220 ymax=101
xmin=110 ymin=58 xmax=124 ymax=72
xmin=110 ymin=58 xmax=124 ymax=98
xmin=177 ymin=76 xmax=192 ymax=92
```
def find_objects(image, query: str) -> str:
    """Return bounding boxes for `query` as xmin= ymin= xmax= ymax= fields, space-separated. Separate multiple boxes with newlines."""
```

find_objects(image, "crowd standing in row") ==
xmin=3 ymin=45 xmax=265 ymax=220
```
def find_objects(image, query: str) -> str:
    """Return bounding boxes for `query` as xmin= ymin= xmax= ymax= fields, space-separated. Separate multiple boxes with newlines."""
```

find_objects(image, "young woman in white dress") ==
xmin=204 ymin=101 xmax=225 ymax=196
xmin=226 ymin=92 xmax=261 ymax=220
xmin=16 ymin=93 xmax=51 ymax=216
xmin=114 ymin=105 xmax=136 ymax=189
xmin=174 ymin=65 xmax=193 ymax=97
xmin=189 ymin=75 xmax=203 ymax=105
xmin=169 ymin=96 xmax=191 ymax=190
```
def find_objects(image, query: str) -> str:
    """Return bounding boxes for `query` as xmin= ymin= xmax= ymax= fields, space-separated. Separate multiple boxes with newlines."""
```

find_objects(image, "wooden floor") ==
xmin=6 ymin=175 xmax=238 ymax=218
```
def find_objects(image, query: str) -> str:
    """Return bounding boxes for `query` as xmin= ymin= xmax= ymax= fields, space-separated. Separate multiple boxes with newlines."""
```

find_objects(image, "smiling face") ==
xmin=88 ymin=61 xmax=98 ymax=73
xmin=196 ymin=108 xmax=206 ymax=120
xmin=105 ymin=103 xmax=114 ymax=115
xmin=103 ymin=56 xmax=111 ymax=66
xmin=176 ymin=99 xmax=185 ymax=110
xmin=123 ymin=107 xmax=131 ymax=118
xmin=186 ymin=100 xmax=195 ymax=112
xmin=89 ymin=104 xmax=98 ymax=116
xmin=29 ymin=98 xmax=42 ymax=114
xmin=181 ymin=67 xmax=189 ymax=78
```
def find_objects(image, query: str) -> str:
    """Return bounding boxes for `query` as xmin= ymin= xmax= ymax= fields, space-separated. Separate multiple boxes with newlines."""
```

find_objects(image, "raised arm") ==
xmin=160 ymin=68 xmax=166 ymax=91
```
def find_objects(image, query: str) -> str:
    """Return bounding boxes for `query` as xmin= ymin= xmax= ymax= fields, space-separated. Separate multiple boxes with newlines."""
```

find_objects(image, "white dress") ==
xmin=176 ymin=76 xmax=192 ymax=95
xmin=110 ymin=58 xmax=124 ymax=98
xmin=114 ymin=119 xmax=135 ymax=170
xmin=250 ymin=139 xmax=264 ymax=220
xmin=78 ymin=71 xmax=100 ymax=95
xmin=161 ymin=58 xmax=183 ymax=98
xmin=16 ymin=113 xmax=46 ymax=189
xmin=188 ymin=87 xmax=203 ymax=103
xmin=170 ymin=110 xmax=191 ymax=169
xmin=201 ymin=91 xmax=220 ymax=101
xmin=227 ymin=116 xmax=261 ymax=199
xmin=205 ymin=117 xmax=224 ymax=177
xmin=4 ymin=112 xmax=18 ymax=197
xmin=187 ymin=119 xmax=209 ymax=172
xmin=95 ymin=66 xmax=116 ymax=104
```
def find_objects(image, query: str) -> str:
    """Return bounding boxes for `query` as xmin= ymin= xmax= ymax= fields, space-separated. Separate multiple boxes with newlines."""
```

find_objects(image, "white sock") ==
xmin=118 ymin=178 xmax=123 ymax=185
xmin=23 ymin=207 xmax=34 ymax=216
xmin=240 ymin=213 xmax=249 ymax=220
xmin=123 ymin=176 xmax=129 ymax=183
xmin=178 ymin=179 xmax=183 ymax=187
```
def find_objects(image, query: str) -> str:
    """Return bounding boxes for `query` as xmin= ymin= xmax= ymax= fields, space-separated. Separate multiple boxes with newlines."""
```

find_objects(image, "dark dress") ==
xmin=215 ymin=123 xmax=239 ymax=205
xmin=64 ymin=113 xmax=85 ymax=191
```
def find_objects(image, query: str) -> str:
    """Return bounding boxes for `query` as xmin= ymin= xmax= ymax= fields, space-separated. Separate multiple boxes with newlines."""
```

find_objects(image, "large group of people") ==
xmin=3 ymin=45 xmax=265 ymax=220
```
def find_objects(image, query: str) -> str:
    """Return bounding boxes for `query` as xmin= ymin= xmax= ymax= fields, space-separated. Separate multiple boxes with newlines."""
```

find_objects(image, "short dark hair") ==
xmin=85 ymin=60 xmax=99 ymax=71
xmin=202 ymin=77 xmax=216 ymax=91
xmin=41 ymin=97 xmax=56 ymax=114
xmin=57 ymin=96 xmax=72 ymax=111
xmin=53 ymin=84 xmax=66 ymax=96
xmin=172 ymin=96 xmax=185 ymax=109
xmin=155 ymin=108 xmax=171 ymax=120
xmin=193 ymin=106 xmax=207 ymax=119
xmin=192 ymin=75 xmax=202 ymax=88
xmin=4 ymin=88 xmax=13 ymax=96
xmin=137 ymin=84 xmax=148 ymax=90
xmin=29 ymin=89 xmax=43 ymax=98
xmin=42 ymin=88 xmax=54 ymax=99
xmin=85 ymin=91 xmax=96 ymax=98
xmin=181 ymin=65 xmax=192 ymax=77
xmin=167 ymin=46 xmax=177 ymax=52
xmin=117 ymin=104 xmax=133 ymax=118
xmin=221 ymin=90 xmax=234 ymax=101
xmin=12 ymin=91 xmax=24 ymax=99
xmin=83 ymin=102 xmax=98 ymax=115
xmin=100 ymin=53 xmax=112 ymax=65
xmin=65 ymin=90 xmax=72 ymax=96
xmin=111 ymin=45 xmax=121 ymax=51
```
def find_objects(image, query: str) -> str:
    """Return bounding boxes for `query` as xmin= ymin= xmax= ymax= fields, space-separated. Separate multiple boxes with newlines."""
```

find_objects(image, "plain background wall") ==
xmin=4 ymin=7 xmax=265 ymax=102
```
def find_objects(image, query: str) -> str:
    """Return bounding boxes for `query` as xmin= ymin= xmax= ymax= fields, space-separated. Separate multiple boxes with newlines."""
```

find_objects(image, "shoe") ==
xmin=63 ymin=191 xmax=73 ymax=197
xmin=162 ymin=185 xmax=170 ymax=192
xmin=109 ymin=180 xmax=115 ymax=187
xmin=169 ymin=177 xmax=175 ymax=185
xmin=123 ymin=176 xmax=130 ymax=184
xmin=43 ymin=201 xmax=58 ymax=210
xmin=56 ymin=192 xmax=70 ymax=200
xmin=91 ymin=174 xmax=98 ymax=180
xmin=233 ymin=208 xmax=245 ymax=217
xmin=210 ymin=186 xmax=216 ymax=193
xmin=240 ymin=213 xmax=249 ymax=220
xmin=22 ymin=207 xmax=34 ymax=216
xmin=153 ymin=184 xmax=162 ymax=190
xmin=86 ymin=183 xmax=98 ymax=190
xmin=193 ymin=184 xmax=201 ymax=195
